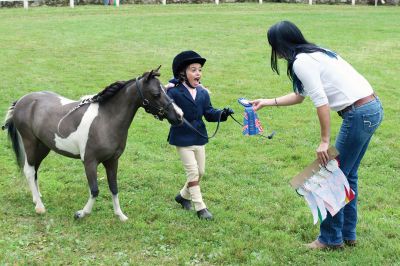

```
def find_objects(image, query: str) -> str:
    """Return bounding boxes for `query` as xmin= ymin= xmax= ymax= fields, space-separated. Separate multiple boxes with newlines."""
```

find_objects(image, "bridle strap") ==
xmin=135 ymin=76 xmax=174 ymax=118
xmin=135 ymin=77 xmax=147 ymax=106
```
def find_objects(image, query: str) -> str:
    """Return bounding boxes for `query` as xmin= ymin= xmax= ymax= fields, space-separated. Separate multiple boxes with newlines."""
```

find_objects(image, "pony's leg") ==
xmin=34 ymin=171 xmax=41 ymax=198
xmin=74 ymin=188 xmax=96 ymax=219
xmin=34 ymin=144 xmax=50 ymax=200
xmin=74 ymin=160 xmax=98 ymax=219
xmin=35 ymin=178 xmax=41 ymax=198
xmin=21 ymin=137 xmax=49 ymax=214
xmin=103 ymin=159 xmax=128 ymax=222
xmin=23 ymin=158 xmax=45 ymax=214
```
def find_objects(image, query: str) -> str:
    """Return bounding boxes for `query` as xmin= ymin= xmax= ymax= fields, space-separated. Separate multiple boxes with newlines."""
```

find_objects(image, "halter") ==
xmin=135 ymin=77 xmax=175 ymax=120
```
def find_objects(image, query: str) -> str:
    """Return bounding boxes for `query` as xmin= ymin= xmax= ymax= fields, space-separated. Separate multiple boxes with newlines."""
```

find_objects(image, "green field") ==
xmin=0 ymin=3 xmax=399 ymax=265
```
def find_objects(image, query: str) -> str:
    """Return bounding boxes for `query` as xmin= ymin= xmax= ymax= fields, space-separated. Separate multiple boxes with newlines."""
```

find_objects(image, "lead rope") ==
xmin=182 ymin=111 xmax=223 ymax=140
xmin=183 ymin=112 xmax=275 ymax=140
xmin=56 ymin=98 xmax=93 ymax=138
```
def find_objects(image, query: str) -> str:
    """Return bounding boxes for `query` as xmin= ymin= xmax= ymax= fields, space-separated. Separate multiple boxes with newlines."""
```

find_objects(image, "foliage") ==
xmin=0 ymin=3 xmax=399 ymax=265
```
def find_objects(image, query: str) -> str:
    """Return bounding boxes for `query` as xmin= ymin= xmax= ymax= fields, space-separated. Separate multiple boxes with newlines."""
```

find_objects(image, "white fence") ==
xmin=0 ymin=0 xmax=386 ymax=8
xmin=0 ymin=0 xmax=119 ymax=8
xmin=308 ymin=0 xmax=384 ymax=5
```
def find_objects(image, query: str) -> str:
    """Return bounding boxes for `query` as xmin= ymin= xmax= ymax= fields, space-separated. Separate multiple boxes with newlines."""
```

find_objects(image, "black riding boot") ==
xmin=175 ymin=194 xmax=192 ymax=210
xmin=197 ymin=208 xmax=213 ymax=220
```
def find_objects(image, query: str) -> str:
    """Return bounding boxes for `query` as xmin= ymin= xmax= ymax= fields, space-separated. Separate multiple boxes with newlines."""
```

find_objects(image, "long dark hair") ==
xmin=267 ymin=21 xmax=336 ymax=93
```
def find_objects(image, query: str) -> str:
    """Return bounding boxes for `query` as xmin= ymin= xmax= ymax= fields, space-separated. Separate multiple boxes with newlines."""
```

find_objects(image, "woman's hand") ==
xmin=316 ymin=141 xmax=330 ymax=166
xmin=249 ymin=99 xmax=267 ymax=111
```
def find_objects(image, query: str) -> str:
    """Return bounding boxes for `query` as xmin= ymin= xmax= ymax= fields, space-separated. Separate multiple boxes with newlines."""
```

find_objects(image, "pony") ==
xmin=2 ymin=67 xmax=183 ymax=221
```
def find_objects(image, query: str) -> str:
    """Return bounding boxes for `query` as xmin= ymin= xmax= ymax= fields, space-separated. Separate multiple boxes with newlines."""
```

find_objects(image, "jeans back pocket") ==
xmin=362 ymin=110 xmax=382 ymax=134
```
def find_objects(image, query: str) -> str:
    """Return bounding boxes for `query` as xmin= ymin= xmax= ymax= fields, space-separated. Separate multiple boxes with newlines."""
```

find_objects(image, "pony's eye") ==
xmin=153 ymin=93 xmax=161 ymax=98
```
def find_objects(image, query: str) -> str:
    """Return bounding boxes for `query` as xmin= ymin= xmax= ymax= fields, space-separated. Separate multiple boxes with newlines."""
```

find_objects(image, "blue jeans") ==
xmin=318 ymin=97 xmax=383 ymax=245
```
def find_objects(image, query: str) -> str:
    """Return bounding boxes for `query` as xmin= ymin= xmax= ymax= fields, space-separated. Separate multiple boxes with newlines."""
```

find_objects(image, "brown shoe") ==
xmin=306 ymin=239 xmax=344 ymax=250
xmin=344 ymin=240 xmax=357 ymax=247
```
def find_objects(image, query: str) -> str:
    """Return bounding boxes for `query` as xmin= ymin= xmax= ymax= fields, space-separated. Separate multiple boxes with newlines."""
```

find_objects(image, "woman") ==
xmin=167 ymin=50 xmax=233 ymax=220
xmin=250 ymin=21 xmax=383 ymax=249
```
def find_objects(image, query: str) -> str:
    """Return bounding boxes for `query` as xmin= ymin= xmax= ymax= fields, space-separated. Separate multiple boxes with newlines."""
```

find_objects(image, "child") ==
xmin=166 ymin=50 xmax=233 ymax=220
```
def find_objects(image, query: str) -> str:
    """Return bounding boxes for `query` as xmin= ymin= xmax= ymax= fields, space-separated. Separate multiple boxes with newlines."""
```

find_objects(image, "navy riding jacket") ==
xmin=167 ymin=83 xmax=224 ymax=146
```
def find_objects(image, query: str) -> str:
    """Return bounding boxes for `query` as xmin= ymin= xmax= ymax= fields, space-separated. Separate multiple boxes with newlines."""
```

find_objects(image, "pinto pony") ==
xmin=2 ymin=67 xmax=183 ymax=221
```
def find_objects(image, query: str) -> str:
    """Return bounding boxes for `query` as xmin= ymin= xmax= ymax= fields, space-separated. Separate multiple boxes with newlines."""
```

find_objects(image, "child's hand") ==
xmin=220 ymin=107 xmax=234 ymax=121
xmin=165 ymin=78 xmax=179 ymax=90
xmin=164 ymin=83 xmax=175 ymax=90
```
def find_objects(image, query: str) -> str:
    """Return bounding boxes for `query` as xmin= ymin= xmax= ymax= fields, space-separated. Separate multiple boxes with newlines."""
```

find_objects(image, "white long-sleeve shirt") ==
xmin=293 ymin=52 xmax=374 ymax=111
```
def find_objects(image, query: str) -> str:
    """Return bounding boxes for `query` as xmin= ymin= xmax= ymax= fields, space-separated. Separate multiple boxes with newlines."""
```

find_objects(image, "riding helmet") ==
xmin=172 ymin=50 xmax=206 ymax=79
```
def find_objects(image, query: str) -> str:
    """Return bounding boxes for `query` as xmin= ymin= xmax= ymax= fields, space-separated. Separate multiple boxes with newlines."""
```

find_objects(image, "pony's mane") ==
xmin=87 ymin=68 xmax=160 ymax=104
xmin=90 ymin=77 xmax=137 ymax=104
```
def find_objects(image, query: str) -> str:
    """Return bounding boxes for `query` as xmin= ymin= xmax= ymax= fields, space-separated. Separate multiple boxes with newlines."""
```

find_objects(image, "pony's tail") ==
xmin=2 ymin=101 xmax=24 ymax=168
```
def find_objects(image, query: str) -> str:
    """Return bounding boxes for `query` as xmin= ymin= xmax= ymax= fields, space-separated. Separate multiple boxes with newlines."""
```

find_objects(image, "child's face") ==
xmin=185 ymin=63 xmax=202 ymax=88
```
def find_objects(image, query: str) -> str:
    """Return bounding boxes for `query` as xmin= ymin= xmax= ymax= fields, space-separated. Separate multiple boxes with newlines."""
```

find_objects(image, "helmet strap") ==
xmin=180 ymin=70 xmax=196 ymax=89
xmin=184 ymin=77 xmax=196 ymax=89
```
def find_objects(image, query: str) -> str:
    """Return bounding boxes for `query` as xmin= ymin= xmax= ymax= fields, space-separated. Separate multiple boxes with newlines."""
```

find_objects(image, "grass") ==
xmin=1 ymin=3 xmax=399 ymax=265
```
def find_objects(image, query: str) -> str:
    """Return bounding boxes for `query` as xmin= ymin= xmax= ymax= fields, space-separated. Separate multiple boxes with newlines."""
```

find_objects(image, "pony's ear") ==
xmin=152 ymin=65 xmax=161 ymax=77
xmin=146 ymin=66 xmax=161 ymax=81
xmin=144 ymin=66 xmax=161 ymax=81
xmin=145 ymin=70 xmax=154 ymax=81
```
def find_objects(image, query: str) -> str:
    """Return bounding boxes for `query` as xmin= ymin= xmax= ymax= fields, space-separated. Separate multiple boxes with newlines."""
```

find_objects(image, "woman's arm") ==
xmin=316 ymin=104 xmax=331 ymax=166
xmin=250 ymin=92 xmax=305 ymax=111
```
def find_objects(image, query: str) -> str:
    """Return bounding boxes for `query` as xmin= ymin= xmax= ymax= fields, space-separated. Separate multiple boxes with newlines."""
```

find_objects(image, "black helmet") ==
xmin=172 ymin=50 xmax=206 ymax=79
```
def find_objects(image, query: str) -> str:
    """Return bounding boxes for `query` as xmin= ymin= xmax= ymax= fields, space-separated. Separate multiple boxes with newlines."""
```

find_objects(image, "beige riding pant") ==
xmin=176 ymin=145 xmax=206 ymax=211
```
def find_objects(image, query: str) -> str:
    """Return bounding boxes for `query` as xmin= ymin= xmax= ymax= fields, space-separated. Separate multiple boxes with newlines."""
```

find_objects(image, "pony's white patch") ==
xmin=23 ymin=156 xmax=45 ymax=212
xmin=59 ymin=96 xmax=75 ymax=105
xmin=23 ymin=158 xmax=35 ymax=181
xmin=54 ymin=103 xmax=99 ymax=160
xmin=112 ymin=194 xmax=128 ymax=221
xmin=75 ymin=190 xmax=96 ymax=219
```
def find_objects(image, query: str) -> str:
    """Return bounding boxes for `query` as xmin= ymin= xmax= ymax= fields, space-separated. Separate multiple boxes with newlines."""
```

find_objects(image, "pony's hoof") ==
xmin=35 ymin=206 xmax=46 ymax=214
xmin=74 ymin=211 xmax=85 ymax=220
xmin=118 ymin=214 xmax=128 ymax=222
